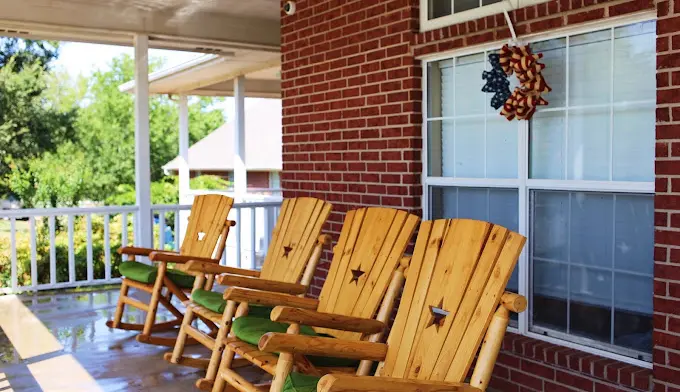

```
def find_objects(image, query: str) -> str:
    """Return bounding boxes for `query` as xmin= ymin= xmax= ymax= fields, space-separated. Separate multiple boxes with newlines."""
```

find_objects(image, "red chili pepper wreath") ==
xmin=498 ymin=44 xmax=551 ymax=121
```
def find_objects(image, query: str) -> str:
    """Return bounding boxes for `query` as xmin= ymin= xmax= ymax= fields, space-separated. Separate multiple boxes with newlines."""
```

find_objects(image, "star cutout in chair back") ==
xmin=283 ymin=245 xmax=293 ymax=257
xmin=350 ymin=268 xmax=365 ymax=284
xmin=428 ymin=300 xmax=449 ymax=331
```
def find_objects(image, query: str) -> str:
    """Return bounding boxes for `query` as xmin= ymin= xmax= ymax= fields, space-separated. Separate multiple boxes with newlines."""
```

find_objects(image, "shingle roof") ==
xmin=163 ymin=98 xmax=282 ymax=172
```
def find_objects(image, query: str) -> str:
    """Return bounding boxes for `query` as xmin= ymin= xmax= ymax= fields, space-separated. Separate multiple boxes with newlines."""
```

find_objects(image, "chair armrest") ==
xmin=148 ymin=252 xmax=219 ymax=264
xmin=258 ymin=333 xmax=387 ymax=361
xmin=317 ymin=375 xmax=481 ymax=392
xmin=217 ymin=275 xmax=306 ymax=294
xmin=179 ymin=260 xmax=261 ymax=277
xmin=270 ymin=306 xmax=385 ymax=334
xmin=223 ymin=287 xmax=319 ymax=310
xmin=118 ymin=246 xmax=177 ymax=256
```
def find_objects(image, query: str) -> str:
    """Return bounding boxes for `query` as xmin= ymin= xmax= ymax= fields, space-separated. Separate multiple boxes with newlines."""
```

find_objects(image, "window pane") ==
xmin=612 ymin=105 xmax=654 ymax=182
xmin=486 ymin=115 xmax=518 ymax=178
xmin=481 ymin=0 xmax=502 ymax=5
xmin=429 ymin=0 xmax=452 ymax=19
xmin=427 ymin=120 xmax=445 ymax=177
xmin=567 ymin=107 xmax=610 ymax=180
xmin=531 ymin=190 xmax=652 ymax=355
xmin=455 ymin=54 xmax=485 ymax=115
xmin=533 ymin=191 xmax=569 ymax=262
xmin=569 ymin=30 xmax=611 ymax=106
xmin=454 ymin=0 xmax=479 ymax=12
xmin=614 ymin=194 xmax=653 ymax=275
xmin=614 ymin=273 xmax=653 ymax=352
xmin=613 ymin=22 xmax=656 ymax=102
xmin=431 ymin=187 xmax=518 ymax=230
xmin=533 ymin=259 xmax=568 ymax=332
xmin=530 ymin=110 xmax=566 ymax=179
xmin=534 ymin=38 xmax=567 ymax=108
xmin=454 ymin=118 xmax=485 ymax=177
xmin=427 ymin=60 xmax=454 ymax=118
xmin=569 ymin=192 xmax=613 ymax=269
xmin=570 ymin=266 xmax=612 ymax=341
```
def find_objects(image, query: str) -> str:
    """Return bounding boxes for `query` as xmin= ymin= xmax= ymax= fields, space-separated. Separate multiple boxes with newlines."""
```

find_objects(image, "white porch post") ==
xmin=134 ymin=35 xmax=152 ymax=248
xmin=233 ymin=75 xmax=247 ymax=200
xmin=178 ymin=95 xmax=190 ymax=203
xmin=178 ymin=94 xmax=190 ymax=245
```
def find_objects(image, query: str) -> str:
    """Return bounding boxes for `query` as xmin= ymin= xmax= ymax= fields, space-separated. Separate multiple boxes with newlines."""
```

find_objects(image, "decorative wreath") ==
xmin=482 ymin=44 xmax=551 ymax=121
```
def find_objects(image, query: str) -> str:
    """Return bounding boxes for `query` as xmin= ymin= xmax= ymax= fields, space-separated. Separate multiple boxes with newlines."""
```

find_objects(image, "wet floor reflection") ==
xmin=0 ymin=288 xmax=264 ymax=391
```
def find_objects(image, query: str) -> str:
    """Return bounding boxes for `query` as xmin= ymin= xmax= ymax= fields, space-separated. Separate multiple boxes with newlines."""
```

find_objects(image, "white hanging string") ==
xmin=503 ymin=0 xmax=522 ymax=46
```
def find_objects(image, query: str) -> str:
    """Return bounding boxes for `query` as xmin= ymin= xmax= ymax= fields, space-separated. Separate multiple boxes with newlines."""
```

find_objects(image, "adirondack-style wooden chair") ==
xmin=210 ymin=207 xmax=420 ymax=392
xmin=164 ymin=197 xmax=334 ymax=390
xmin=255 ymin=218 xmax=527 ymax=392
xmin=106 ymin=194 xmax=239 ymax=347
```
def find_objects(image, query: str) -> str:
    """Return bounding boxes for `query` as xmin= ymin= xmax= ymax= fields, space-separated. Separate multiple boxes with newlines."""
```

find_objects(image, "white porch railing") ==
xmin=0 ymin=200 xmax=281 ymax=294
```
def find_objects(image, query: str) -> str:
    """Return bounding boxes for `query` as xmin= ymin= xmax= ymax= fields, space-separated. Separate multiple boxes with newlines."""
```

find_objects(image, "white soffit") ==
xmin=0 ymin=0 xmax=280 ymax=53
xmin=119 ymin=52 xmax=281 ymax=98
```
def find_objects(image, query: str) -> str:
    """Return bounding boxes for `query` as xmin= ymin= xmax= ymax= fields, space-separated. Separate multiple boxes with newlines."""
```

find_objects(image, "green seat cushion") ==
xmin=283 ymin=372 xmax=320 ymax=392
xmin=192 ymin=289 xmax=227 ymax=313
xmin=232 ymin=316 xmax=359 ymax=368
xmin=191 ymin=289 xmax=273 ymax=317
xmin=119 ymin=261 xmax=195 ymax=288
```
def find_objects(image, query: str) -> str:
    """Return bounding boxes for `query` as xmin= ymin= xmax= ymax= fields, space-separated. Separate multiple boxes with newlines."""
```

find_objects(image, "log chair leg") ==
xmin=200 ymin=300 xmax=237 ymax=390
xmin=269 ymin=323 xmax=300 ymax=392
xmin=168 ymin=302 xmax=196 ymax=364
xmin=108 ymin=280 xmax=129 ymax=329
xmin=209 ymin=346 xmax=236 ymax=392
xmin=141 ymin=262 xmax=166 ymax=338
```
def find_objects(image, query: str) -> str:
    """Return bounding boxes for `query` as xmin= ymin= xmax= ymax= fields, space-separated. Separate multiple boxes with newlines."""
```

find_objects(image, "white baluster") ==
xmin=49 ymin=216 xmax=56 ymax=285
xmin=68 ymin=215 xmax=75 ymax=283
xmin=122 ymin=213 xmax=128 ymax=249
xmin=104 ymin=214 xmax=111 ymax=280
xmin=250 ymin=207 xmax=256 ymax=269
xmin=86 ymin=214 xmax=93 ymax=282
xmin=29 ymin=217 xmax=37 ymax=288
xmin=159 ymin=211 xmax=166 ymax=250
xmin=235 ymin=208 xmax=242 ymax=268
xmin=174 ymin=209 xmax=180 ymax=252
xmin=10 ymin=218 xmax=17 ymax=291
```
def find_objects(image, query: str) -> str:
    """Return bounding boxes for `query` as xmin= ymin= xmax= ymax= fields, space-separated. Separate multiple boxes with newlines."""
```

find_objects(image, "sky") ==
xmin=54 ymin=42 xmax=203 ymax=78
xmin=52 ymin=42 xmax=266 ymax=120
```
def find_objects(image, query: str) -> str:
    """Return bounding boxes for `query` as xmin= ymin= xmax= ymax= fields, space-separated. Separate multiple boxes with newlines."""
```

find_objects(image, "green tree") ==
xmin=0 ymin=57 xmax=78 ymax=198
xmin=0 ymin=38 xmax=59 ymax=70
xmin=76 ymin=54 xmax=224 ymax=202
xmin=8 ymin=142 xmax=93 ymax=208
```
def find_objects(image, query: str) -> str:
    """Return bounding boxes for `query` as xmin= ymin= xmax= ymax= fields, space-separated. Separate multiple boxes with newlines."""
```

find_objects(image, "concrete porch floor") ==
xmin=0 ymin=288 xmax=267 ymax=391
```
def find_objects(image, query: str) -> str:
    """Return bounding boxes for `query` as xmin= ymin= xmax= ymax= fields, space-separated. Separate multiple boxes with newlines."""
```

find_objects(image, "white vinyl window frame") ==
xmin=420 ymin=0 xmax=551 ymax=32
xmin=420 ymin=12 xmax=656 ymax=369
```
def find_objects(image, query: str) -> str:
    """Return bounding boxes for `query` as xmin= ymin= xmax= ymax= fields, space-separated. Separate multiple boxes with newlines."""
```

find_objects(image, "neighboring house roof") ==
xmin=163 ymin=98 xmax=282 ymax=172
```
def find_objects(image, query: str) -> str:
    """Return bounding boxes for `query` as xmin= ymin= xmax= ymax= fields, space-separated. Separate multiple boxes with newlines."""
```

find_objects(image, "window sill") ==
xmin=420 ymin=0 xmax=552 ymax=32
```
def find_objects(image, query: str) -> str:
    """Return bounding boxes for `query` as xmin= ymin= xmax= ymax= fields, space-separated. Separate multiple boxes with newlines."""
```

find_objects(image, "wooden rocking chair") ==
xmin=211 ymin=207 xmax=420 ymax=392
xmin=165 ymin=197 xmax=333 ymax=391
xmin=106 ymin=194 xmax=239 ymax=347
xmin=256 ymin=218 xmax=527 ymax=392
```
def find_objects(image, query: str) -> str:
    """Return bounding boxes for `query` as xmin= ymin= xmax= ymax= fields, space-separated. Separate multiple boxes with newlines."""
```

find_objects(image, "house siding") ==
xmin=280 ymin=0 xmax=678 ymax=391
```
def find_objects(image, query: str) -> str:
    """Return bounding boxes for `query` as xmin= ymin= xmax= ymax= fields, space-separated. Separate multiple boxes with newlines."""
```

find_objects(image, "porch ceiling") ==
xmin=0 ymin=0 xmax=280 ymax=53
xmin=118 ymin=53 xmax=281 ymax=98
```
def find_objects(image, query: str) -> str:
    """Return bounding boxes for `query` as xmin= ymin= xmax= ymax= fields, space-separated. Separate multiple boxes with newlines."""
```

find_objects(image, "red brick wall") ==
xmin=654 ymin=0 xmax=680 ymax=389
xmin=280 ymin=0 xmax=673 ymax=391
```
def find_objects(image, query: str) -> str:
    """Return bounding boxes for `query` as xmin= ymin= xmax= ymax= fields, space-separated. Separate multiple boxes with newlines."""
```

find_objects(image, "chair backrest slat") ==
xmin=259 ymin=197 xmax=332 ymax=283
xmin=315 ymin=207 xmax=420 ymax=341
xmin=180 ymin=195 xmax=234 ymax=258
xmin=378 ymin=218 xmax=525 ymax=382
